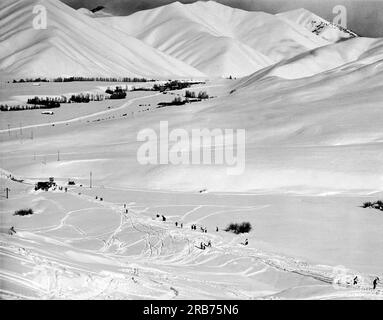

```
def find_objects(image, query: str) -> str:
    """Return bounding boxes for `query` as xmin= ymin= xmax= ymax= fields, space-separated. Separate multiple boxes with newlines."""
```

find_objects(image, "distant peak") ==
xmin=277 ymin=7 xmax=358 ymax=41
xmin=168 ymin=1 xmax=183 ymax=7
xmin=192 ymin=1 xmax=226 ymax=8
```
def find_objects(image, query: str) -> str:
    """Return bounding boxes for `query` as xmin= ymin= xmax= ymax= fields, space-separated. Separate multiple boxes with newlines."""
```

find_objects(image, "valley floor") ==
xmin=1 ymin=80 xmax=382 ymax=299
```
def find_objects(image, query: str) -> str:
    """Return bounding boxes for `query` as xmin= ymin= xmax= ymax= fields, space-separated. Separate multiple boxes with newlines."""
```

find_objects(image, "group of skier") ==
xmin=352 ymin=275 xmax=380 ymax=290
xmin=175 ymin=222 xmax=183 ymax=228
xmin=197 ymin=240 xmax=212 ymax=250
xmin=6 ymin=207 xmax=383 ymax=292
xmin=156 ymin=214 xmax=167 ymax=222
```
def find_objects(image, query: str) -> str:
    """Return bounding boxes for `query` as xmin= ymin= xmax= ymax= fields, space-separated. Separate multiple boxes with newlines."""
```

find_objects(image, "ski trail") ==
xmin=2 ymin=176 xmax=382 ymax=299
xmin=180 ymin=205 xmax=203 ymax=220
xmin=193 ymin=205 xmax=269 ymax=224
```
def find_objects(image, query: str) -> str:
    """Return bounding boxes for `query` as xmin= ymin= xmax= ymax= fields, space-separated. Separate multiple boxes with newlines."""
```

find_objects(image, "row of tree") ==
xmin=69 ymin=93 xmax=105 ymax=103
xmin=2 ymin=89 xmax=123 ymax=112
xmin=158 ymin=96 xmax=187 ymax=108
xmin=13 ymin=78 xmax=49 ymax=83
xmin=53 ymin=76 xmax=152 ymax=83
xmin=12 ymin=77 xmax=153 ymax=83
xmin=153 ymin=80 xmax=205 ymax=92
xmin=28 ymin=93 xmax=109 ymax=105
xmin=157 ymin=91 xmax=210 ymax=108
xmin=185 ymin=90 xmax=209 ymax=99
xmin=27 ymin=97 xmax=61 ymax=108
xmin=1 ymin=103 xmax=58 ymax=111
xmin=105 ymin=86 xmax=127 ymax=99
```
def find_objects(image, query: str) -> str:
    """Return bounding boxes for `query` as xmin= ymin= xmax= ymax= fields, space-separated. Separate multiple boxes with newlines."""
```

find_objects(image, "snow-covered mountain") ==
xmin=0 ymin=0 xmax=367 ymax=80
xmin=0 ymin=0 xmax=205 ymax=80
xmin=97 ymin=1 xmax=331 ymax=77
xmin=277 ymin=8 xmax=358 ymax=43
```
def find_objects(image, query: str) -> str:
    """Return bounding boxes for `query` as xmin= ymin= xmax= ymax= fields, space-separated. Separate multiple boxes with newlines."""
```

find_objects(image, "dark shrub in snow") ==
xmin=14 ymin=208 xmax=34 ymax=216
xmin=225 ymin=222 xmax=252 ymax=234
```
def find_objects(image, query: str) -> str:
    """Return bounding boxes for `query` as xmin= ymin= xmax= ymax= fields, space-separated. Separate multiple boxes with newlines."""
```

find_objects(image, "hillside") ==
xmin=277 ymin=8 xmax=358 ymax=43
xmin=235 ymin=37 xmax=381 ymax=81
xmin=97 ymin=1 xmax=331 ymax=77
xmin=0 ymin=0 xmax=205 ymax=80
xmin=1 ymin=0 xmax=363 ymax=79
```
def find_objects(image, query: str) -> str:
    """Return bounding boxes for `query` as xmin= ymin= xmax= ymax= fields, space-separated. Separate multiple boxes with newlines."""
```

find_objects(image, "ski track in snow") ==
xmin=1 ymin=181 xmax=382 ymax=300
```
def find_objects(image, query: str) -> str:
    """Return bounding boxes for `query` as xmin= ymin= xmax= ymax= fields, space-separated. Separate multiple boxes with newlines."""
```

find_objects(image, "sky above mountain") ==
xmin=62 ymin=0 xmax=382 ymax=37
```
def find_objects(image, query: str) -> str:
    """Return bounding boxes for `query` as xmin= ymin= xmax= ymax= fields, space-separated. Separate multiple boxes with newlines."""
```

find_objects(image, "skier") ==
xmin=162 ymin=215 xmax=166 ymax=222
xmin=353 ymin=276 xmax=358 ymax=285
xmin=180 ymin=223 xmax=183 ymax=229
xmin=241 ymin=239 xmax=249 ymax=246
xmin=216 ymin=227 xmax=219 ymax=232
xmin=175 ymin=222 xmax=178 ymax=227
xmin=8 ymin=226 xmax=16 ymax=235
xmin=206 ymin=240 xmax=212 ymax=247
xmin=373 ymin=277 xmax=380 ymax=290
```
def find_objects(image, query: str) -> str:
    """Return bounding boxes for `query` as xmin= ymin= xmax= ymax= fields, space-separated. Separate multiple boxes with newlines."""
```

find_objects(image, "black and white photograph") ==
xmin=0 ymin=0 xmax=383 ymax=303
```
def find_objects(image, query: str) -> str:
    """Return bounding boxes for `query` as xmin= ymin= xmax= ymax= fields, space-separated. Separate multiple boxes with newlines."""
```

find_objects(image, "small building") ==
xmin=35 ymin=181 xmax=52 ymax=191
xmin=35 ymin=178 xmax=56 ymax=191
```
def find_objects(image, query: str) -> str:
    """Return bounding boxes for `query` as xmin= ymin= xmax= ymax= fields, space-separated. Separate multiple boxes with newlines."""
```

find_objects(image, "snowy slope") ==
xmin=3 ymin=179 xmax=382 ymax=300
xmin=277 ymin=8 xmax=358 ymax=43
xmin=0 ymin=0 xmax=206 ymax=80
xmin=3 ymin=40 xmax=381 ymax=193
xmin=236 ymin=37 xmax=381 ymax=80
xmin=97 ymin=1 xmax=330 ymax=77
xmin=145 ymin=41 xmax=382 ymax=192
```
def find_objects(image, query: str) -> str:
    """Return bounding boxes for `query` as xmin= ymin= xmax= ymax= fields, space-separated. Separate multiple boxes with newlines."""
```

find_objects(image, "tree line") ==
xmin=12 ymin=77 xmax=154 ymax=83
xmin=153 ymin=80 xmax=205 ymax=92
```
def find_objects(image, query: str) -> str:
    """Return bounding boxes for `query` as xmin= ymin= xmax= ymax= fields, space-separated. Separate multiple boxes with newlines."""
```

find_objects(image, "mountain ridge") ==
xmin=97 ymin=0 xmax=332 ymax=77
xmin=0 ymin=0 xmax=206 ymax=80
